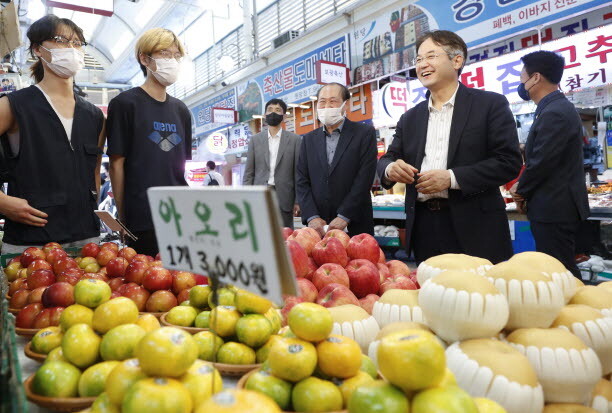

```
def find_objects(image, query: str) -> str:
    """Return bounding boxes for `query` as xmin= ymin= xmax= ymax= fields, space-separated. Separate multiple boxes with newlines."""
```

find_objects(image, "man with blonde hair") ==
xmin=107 ymin=28 xmax=192 ymax=255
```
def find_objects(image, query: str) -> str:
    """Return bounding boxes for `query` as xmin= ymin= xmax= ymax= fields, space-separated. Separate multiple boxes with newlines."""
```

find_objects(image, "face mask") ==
xmin=149 ymin=57 xmax=180 ymax=86
xmin=40 ymin=46 xmax=84 ymax=78
xmin=317 ymin=101 xmax=346 ymax=126
xmin=265 ymin=112 xmax=284 ymax=127
xmin=517 ymin=74 xmax=535 ymax=101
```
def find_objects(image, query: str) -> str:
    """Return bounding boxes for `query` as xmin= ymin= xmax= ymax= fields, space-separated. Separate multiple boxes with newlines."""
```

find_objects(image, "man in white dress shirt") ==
xmin=377 ymin=30 xmax=521 ymax=263
xmin=243 ymin=98 xmax=302 ymax=228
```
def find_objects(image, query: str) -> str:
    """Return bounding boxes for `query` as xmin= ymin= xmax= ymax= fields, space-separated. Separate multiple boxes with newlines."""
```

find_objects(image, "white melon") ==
xmin=372 ymin=289 xmax=426 ymax=328
xmin=510 ymin=252 xmax=577 ymax=303
xmin=570 ymin=286 xmax=612 ymax=318
xmin=327 ymin=304 xmax=379 ymax=353
xmin=591 ymin=378 xmax=612 ymax=413
xmin=416 ymin=253 xmax=492 ymax=286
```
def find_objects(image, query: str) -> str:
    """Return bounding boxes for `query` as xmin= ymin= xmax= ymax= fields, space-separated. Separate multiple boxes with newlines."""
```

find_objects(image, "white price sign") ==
xmin=147 ymin=187 xmax=297 ymax=304
xmin=212 ymin=107 xmax=237 ymax=124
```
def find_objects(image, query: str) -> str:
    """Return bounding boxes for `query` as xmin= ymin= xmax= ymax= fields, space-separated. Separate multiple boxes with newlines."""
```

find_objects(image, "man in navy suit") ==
xmin=377 ymin=30 xmax=522 ymax=263
xmin=511 ymin=51 xmax=589 ymax=278
xmin=297 ymin=83 xmax=377 ymax=237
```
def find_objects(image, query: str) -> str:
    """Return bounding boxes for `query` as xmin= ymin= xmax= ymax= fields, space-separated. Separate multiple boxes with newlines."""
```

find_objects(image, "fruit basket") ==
xmin=24 ymin=341 xmax=46 ymax=363
xmin=159 ymin=312 xmax=208 ymax=334
xmin=212 ymin=362 xmax=262 ymax=377
xmin=14 ymin=326 xmax=41 ymax=339
xmin=237 ymin=369 xmax=348 ymax=413
xmin=23 ymin=374 xmax=96 ymax=412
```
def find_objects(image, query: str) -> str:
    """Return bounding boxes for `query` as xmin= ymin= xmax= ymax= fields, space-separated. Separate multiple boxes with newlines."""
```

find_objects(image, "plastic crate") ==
xmin=512 ymin=221 xmax=536 ymax=254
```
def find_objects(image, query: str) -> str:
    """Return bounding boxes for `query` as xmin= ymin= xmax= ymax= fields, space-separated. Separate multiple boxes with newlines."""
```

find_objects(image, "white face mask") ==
xmin=317 ymin=101 xmax=346 ymax=126
xmin=149 ymin=57 xmax=180 ymax=86
xmin=40 ymin=46 xmax=84 ymax=78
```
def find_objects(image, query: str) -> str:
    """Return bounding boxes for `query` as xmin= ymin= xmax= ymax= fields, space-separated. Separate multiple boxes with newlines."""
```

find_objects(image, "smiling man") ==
xmin=377 ymin=30 xmax=522 ymax=263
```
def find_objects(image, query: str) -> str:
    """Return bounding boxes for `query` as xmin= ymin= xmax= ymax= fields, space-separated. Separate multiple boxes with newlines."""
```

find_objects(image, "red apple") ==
xmin=57 ymin=268 xmax=84 ymax=286
xmin=124 ymin=284 xmax=151 ymax=311
xmin=297 ymin=278 xmax=318 ymax=302
xmin=96 ymin=248 xmax=117 ymax=267
xmin=101 ymin=242 xmax=119 ymax=253
xmin=117 ymin=282 xmax=139 ymax=296
xmin=8 ymin=278 xmax=28 ymax=296
xmin=323 ymin=229 xmax=350 ymax=248
xmin=18 ymin=268 xmax=29 ymax=279
xmin=347 ymin=234 xmax=380 ymax=264
xmin=145 ymin=290 xmax=177 ymax=312
xmin=345 ymin=259 xmax=380 ymax=298
xmin=118 ymin=247 xmax=137 ymax=262
xmin=27 ymin=287 xmax=47 ymax=304
xmin=288 ymin=229 xmax=318 ymax=255
xmin=378 ymin=248 xmax=386 ymax=264
xmin=172 ymin=271 xmax=197 ymax=295
xmin=15 ymin=303 xmax=44 ymax=328
xmin=149 ymin=260 xmax=164 ymax=268
xmin=107 ymin=257 xmax=129 ymax=278
xmin=5 ymin=261 xmax=23 ymax=282
xmin=20 ymin=247 xmax=46 ymax=268
xmin=409 ymin=272 xmax=419 ymax=289
xmin=281 ymin=296 xmax=305 ymax=325
xmin=312 ymin=263 xmax=350 ymax=291
xmin=142 ymin=267 xmax=172 ymax=292
xmin=42 ymin=242 xmax=62 ymax=255
xmin=155 ymin=253 xmax=161 ymax=261
xmin=108 ymin=277 xmax=125 ymax=292
xmin=81 ymin=242 xmax=101 ymax=258
xmin=9 ymin=256 xmax=21 ymax=265
xmin=312 ymin=237 xmax=349 ymax=267
xmin=316 ymin=283 xmax=360 ymax=308
xmin=111 ymin=291 xmax=122 ymax=299
xmin=131 ymin=254 xmax=150 ymax=263
xmin=377 ymin=263 xmax=391 ymax=283
xmin=194 ymin=274 xmax=208 ymax=285
xmin=26 ymin=259 xmax=52 ymax=277
xmin=78 ymin=256 xmax=97 ymax=270
xmin=9 ymin=289 xmax=30 ymax=309
xmin=305 ymin=258 xmax=318 ymax=281
xmin=359 ymin=294 xmax=380 ymax=314
xmin=45 ymin=248 xmax=68 ymax=265
xmin=32 ymin=307 xmax=64 ymax=329
xmin=177 ymin=288 xmax=191 ymax=304
xmin=27 ymin=269 xmax=56 ymax=289
xmin=82 ymin=272 xmax=109 ymax=283
xmin=386 ymin=260 xmax=411 ymax=277
xmin=42 ymin=282 xmax=74 ymax=307
xmin=282 ymin=227 xmax=294 ymax=240
xmin=301 ymin=227 xmax=322 ymax=242
xmin=286 ymin=240 xmax=310 ymax=278
xmin=53 ymin=257 xmax=78 ymax=275
xmin=379 ymin=274 xmax=418 ymax=294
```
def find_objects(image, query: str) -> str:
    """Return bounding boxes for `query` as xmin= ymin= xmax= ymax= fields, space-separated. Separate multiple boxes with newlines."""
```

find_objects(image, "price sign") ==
xmin=147 ymin=187 xmax=297 ymax=304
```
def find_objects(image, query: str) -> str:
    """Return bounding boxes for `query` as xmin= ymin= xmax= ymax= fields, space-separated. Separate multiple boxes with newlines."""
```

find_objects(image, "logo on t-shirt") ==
xmin=148 ymin=121 xmax=183 ymax=152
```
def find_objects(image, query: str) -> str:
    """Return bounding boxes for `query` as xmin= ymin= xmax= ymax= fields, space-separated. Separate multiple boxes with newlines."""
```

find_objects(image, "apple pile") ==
xmin=282 ymin=228 xmax=418 ymax=318
xmin=6 ymin=242 xmax=208 ymax=329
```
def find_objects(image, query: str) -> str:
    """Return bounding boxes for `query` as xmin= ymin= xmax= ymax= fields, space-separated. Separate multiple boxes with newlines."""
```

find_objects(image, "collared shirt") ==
xmin=324 ymin=119 xmax=345 ymax=166
xmin=268 ymin=128 xmax=282 ymax=185
xmin=384 ymin=83 xmax=460 ymax=200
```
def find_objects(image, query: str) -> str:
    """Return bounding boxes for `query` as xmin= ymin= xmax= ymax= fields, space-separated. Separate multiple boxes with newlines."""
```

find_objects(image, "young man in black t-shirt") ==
xmin=107 ymin=28 xmax=192 ymax=256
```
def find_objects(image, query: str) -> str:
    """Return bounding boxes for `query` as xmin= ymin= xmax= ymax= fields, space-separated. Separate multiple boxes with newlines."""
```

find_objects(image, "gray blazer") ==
xmin=243 ymin=128 xmax=301 ymax=213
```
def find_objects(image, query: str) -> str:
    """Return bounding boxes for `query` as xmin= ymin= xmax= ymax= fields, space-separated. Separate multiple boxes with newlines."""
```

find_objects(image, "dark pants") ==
xmin=128 ymin=230 xmax=159 ymax=257
xmin=530 ymin=220 xmax=581 ymax=279
xmin=412 ymin=200 xmax=463 ymax=263
xmin=281 ymin=211 xmax=294 ymax=229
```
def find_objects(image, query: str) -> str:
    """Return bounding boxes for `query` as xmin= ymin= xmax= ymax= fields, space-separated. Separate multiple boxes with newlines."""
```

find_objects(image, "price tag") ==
xmin=147 ymin=186 xmax=297 ymax=304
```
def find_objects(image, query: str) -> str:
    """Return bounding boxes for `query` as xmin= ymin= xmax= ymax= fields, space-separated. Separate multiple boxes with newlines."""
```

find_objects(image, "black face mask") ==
xmin=265 ymin=112 xmax=284 ymax=127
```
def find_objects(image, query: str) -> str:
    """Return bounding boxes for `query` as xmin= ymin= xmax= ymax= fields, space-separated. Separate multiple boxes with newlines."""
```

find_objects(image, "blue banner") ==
xmin=191 ymin=89 xmax=236 ymax=136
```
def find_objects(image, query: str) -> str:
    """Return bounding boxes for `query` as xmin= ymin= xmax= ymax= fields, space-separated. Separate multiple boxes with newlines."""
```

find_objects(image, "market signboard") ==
xmin=148 ymin=187 xmax=297 ymax=304
xmin=191 ymin=89 xmax=237 ymax=136
xmin=407 ymin=25 xmax=611 ymax=105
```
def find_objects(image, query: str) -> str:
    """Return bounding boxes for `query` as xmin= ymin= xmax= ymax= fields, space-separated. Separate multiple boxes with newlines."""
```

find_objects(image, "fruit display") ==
xmin=371 ymin=289 xmax=426 ymax=328
xmin=326 ymin=304 xmax=380 ymax=352
xmin=416 ymin=253 xmax=492 ymax=286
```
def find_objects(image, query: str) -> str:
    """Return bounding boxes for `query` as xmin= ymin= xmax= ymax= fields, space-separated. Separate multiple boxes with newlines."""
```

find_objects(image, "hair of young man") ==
xmin=206 ymin=161 xmax=216 ymax=170
xmin=264 ymin=98 xmax=288 ymax=113
xmin=415 ymin=30 xmax=468 ymax=75
xmin=135 ymin=28 xmax=185 ymax=77
xmin=316 ymin=82 xmax=350 ymax=101
xmin=521 ymin=50 xmax=565 ymax=84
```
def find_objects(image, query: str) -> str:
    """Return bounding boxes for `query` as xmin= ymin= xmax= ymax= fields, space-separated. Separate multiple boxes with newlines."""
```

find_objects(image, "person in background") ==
xmin=107 ymin=28 xmax=192 ymax=256
xmin=297 ymin=83 xmax=377 ymax=237
xmin=243 ymin=98 xmax=301 ymax=228
xmin=0 ymin=15 xmax=105 ymax=254
xmin=203 ymin=161 xmax=225 ymax=186
xmin=378 ymin=30 xmax=521 ymax=264
xmin=99 ymin=161 xmax=110 ymax=201
xmin=511 ymin=50 xmax=589 ymax=278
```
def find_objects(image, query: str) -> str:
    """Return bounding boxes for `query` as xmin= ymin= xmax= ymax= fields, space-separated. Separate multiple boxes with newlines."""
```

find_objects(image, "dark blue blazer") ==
xmin=517 ymin=91 xmax=589 ymax=223
xmin=377 ymin=83 xmax=522 ymax=263
xmin=297 ymin=118 xmax=377 ymax=235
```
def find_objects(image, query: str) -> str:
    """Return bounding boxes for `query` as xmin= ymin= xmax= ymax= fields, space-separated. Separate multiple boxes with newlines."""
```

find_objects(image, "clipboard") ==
xmin=95 ymin=210 xmax=138 ymax=242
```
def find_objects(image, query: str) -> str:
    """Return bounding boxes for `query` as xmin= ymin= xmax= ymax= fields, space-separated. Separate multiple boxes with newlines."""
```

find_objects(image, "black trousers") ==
xmin=412 ymin=201 xmax=463 ymax=263
xmin=530 ymin=220 xmax=581 ymax=279
xmin=128 ymin=229 xmax=159 ymax=257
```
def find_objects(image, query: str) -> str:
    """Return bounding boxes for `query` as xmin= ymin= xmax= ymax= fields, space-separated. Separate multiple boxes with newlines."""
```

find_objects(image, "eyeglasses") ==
xmin=47 ymin=35 xmax=88 ymax=48
xmin=151 ymin=50 xmax=184 ymax=62
xmin=412 ymin=53 xmax=450 ymax=66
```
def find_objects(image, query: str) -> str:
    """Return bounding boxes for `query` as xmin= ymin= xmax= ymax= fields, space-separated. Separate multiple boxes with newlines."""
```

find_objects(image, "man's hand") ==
xmin=0 ymin=195 xmax=48 ymax=227
xmin=516 ymin=200 xmax=527 ymax=214
xmin=308 ymin=218 xmax=327 ymax=237
xmin=416 ymin=170 xmax=451 ymax=194
xmin=293 ymin=204 xmax=301 ymax=217
xmin=508 ymin=183 xmax=527 ymax=214
xmin=387 ymin=160 xmax=419 ymax=184
xmin=327 ymin=216 xmax=348 ymax=232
